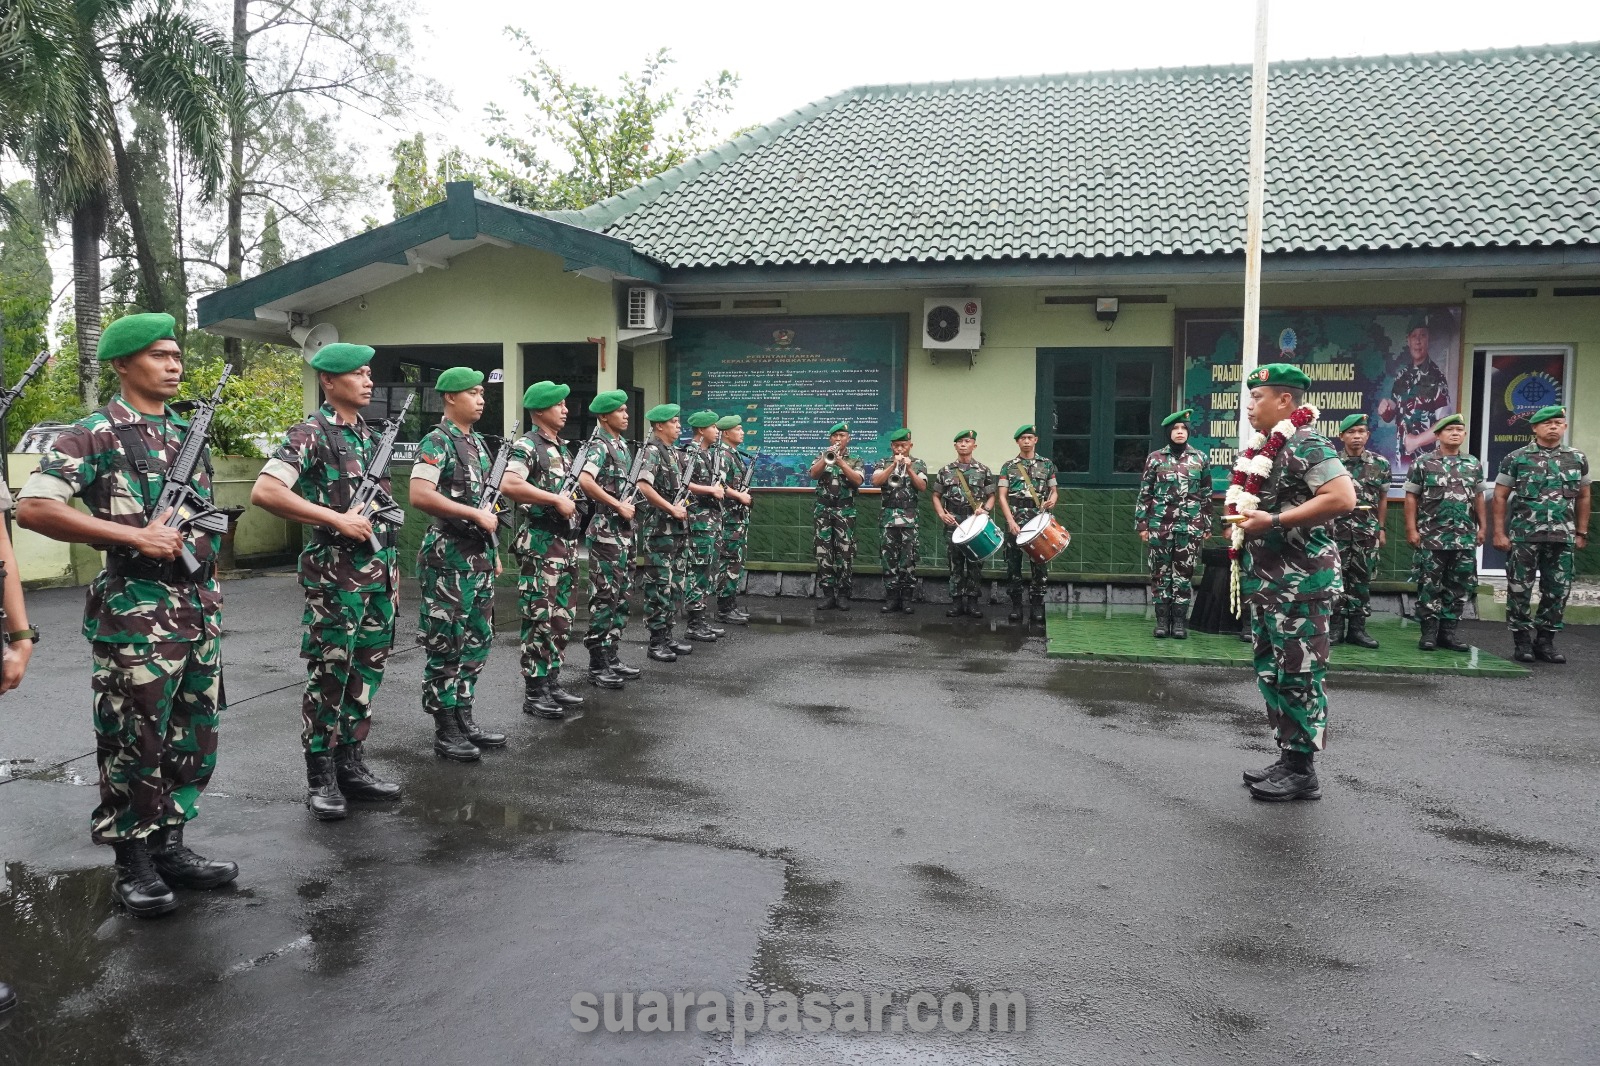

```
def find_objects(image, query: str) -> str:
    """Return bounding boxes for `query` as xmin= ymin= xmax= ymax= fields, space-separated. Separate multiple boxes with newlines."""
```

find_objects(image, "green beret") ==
xmin=1431 ymin=413 xmax=1465 ymax=433
xmin=1529 ymin=405 xmax=1566 ymax=426
xmin=829 ymin=422 xmax=849 ymax=435
xmin=1406 ymin=314 xmax=1431 ymax=334
xmin=1338 ymin=414 xmax=1369 ymax=433
xmin=687 ymin=409 xmax=720 ymax=429
xmin=434 ymin=366 xmax=484 ymax=394
xmin=1246 ymin=363 xmax=1311 ymax=392
xmin=97 ymin=312 xmax=176 ymax=362
xmin=1161 ymin=410 xmax=1194 ymax=428
xmin=715 ymin=414 xmax=742 ymax=431
xmin=589 ymin=389 xmax=628 ymax=415
xmin=1013 ymin=423 xmax=1037 ymax=439
xmin=887 ymin=428 xmax=911 ymax=442
xmin=522 ymin=380 xmax=570 ymax=410
xmin=953 ymin=429 xmax=976 ymax=442
xmin=646 ymin=403 xmax=681 ymax=424
xmin=308 ymin=342 xmax=375 ymax=374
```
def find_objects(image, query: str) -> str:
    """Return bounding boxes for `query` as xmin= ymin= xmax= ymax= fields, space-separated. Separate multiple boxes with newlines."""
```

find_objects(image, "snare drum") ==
xmin=953 ymin=513 xmax=1004 ymax=560
xmin=1016 ymin=513 xmax=1070 ymax=564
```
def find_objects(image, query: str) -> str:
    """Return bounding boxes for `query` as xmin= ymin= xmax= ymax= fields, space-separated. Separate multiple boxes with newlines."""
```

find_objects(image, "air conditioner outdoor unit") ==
xmin=922 ymin=297 xmax=981 ymax=349
xmin=626 ymin=287 xmax=670 ymax=331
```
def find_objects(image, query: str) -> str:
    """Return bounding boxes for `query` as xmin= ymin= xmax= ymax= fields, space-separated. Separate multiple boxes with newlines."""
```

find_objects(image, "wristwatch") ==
xmin=1271 ymin=514 xmax=1283 ymax=530
xmin=6 ymin=627 xmax=40 ymax=645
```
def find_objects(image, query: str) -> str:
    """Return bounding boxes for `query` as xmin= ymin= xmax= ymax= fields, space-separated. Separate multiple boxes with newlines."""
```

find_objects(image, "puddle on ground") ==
xmin=1211 ymin=935 xmax=1363 ymax=972
xmin=1426 ymin=823 xmax=1580 ymax=857
xmin=748 ymin=862 xmax=845 ymax=998
xmin=905 ymin=862 xmax=999 ymax=909
xmin=0 ymin=760 xmax=93 ymax=786
xmin=1042 ymin=664 xmax=1261 ymax=735
xmin=786 ymin=703 xmax=858 ymax=726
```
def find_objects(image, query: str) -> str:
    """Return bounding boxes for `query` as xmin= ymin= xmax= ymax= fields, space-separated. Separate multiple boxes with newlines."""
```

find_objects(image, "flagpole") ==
xmin=1238 ymin=0 xmax=1270 ymax=444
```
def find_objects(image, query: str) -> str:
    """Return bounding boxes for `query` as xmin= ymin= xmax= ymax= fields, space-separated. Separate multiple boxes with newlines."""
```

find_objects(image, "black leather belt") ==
xmin=104 ymin=552 xmax=214 ymax=585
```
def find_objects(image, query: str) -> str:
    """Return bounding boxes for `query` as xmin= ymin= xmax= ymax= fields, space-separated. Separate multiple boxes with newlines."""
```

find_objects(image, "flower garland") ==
xmin=1224 ymin=404 xmax=1319 ymax=614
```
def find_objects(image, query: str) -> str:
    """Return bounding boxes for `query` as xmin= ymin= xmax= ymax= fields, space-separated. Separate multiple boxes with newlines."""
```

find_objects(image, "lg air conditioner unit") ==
xmin=923 ymin=298 xmax=981 ymax=350
xmin=620 ymin=287 xmax=674 ymax=346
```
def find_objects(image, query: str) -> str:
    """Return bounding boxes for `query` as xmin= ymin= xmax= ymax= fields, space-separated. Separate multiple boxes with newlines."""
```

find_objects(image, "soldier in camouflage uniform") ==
xmin=1493 ymin=405 xmax=1591 ymax=665
xmin=870 ymin=427 xmax=928 ymax=614
xmin=20 ymin=313 xmax=239 ymax=916
xmin=809 ymin=421 xmax=866 ymax=610
xmin=931 ymin=429 xmax=997 ymax=619
xmin=1135 ymin=410 xmax=1213 ymax=640
xmin=682 ymin=410 xmax=728 ymax=641
xmin=252 ymin=342 xmax=405 ymax=820
xmin=998 ymin=424 xmax=1060 ymax=627
xmin=501 ymin=380 xmax=585 ymax=718
xmin=1404 ymin=414 xmax=1485 ymax=654
xmin=714 ymin=414 xmax=755 ymax=625
xmin=1329 ymin=414 xmax=1391 ymax=649
xmin=1235 ymin=364 xmax=1356 ymax=803
xmin=633 ymin=404 xmax=693 ymax=662
xmin=407 ymin=367 xmax=507 ymax=760
xmin=1378 ymin=318 xmax=1451 ymax=463
xmin=577 ymin=390 xmax=642 ymax=688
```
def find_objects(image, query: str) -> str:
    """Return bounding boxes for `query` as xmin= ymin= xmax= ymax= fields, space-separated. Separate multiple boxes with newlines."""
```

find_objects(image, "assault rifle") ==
xmin=473 ymin=438 xmax=513 ymax=551
xmin=146 ymin=366 xmax=234 ymax=577
xmin=615 ymin=443 xmax=649 ymax=529
xmin=670 ymin=444 xmax=696 ymax=510
xmin=344 ymin=391 xmax=413 ymax=553
xmin=730 ymin=448 xmax=756 ymax=493
xmin=0 ymin=349 xmax=52 ymax=423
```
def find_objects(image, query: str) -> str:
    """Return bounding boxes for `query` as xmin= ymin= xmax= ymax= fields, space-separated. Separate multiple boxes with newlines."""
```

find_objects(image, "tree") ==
xmin=0 ymin=182 xmax=85 ymax=446
xmin=386 ymin=132 xmax=483 ymax=218
xmin=484 ymin=38 xmax=739 ymax=211
xmin=1 ymin=0 xmax=240 ymax=407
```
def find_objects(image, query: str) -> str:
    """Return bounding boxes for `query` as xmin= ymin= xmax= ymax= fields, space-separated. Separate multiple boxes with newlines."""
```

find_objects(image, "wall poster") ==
xmin=667 ymin=315 xmax=908 ymax=488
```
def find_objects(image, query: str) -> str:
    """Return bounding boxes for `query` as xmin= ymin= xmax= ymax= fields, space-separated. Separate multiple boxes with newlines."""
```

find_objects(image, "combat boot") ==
xmin=547 ymin=670 xmax=585 ymax=706
xmin=964 ymin=595 xmax=985 ymax=619
xmin=668 ymin=624 xmax=694 ymax=654
xmin=945 ymin=597 xmax=963 ymax=618
xmin=458 ymin=706 xmax=506 ymax=748
xmin=522 ymin=676 xmax=565 ymax=719
xmin=1152 ymin=603 xmax=1170 ymax=639
xmin=335 ymin=743 xmax=406 ymax=798
xmin=304 ymin=752 xmax=348 ymax=820
xmin=716 ymin=596 xmax=749 ymax=625
xmin=1007 ymin=589 xmax=1024 ymax=623
xmin=433 ymin=711 xmax=482 ymax=760
xmin=1533 ymin=629 xmax=1566 ymax=664
xmin=817 ymin=592 xmax=838 ymax=611
xmin=687 ymin=610 xmax=720 ymax=642
xmin=1417 ymin=619 xmax=1439 ymax=651
xmin=1512 ymin=631 xmax=1536 ymax=663
xmin=881 ymin=594 xmax=901 ymax=614
xmin=111 ymin=838 xmax=178 ymax=917
xmin=150 ymin=824 xmax=239 ymax=890
xmin=835 ymin=590 xmax=851 ymax=612
xmin=606 ymin=645 xmax=642 ymax=679
xmin=1328 ymin=616 xmax=1346 ymax=644
xmin=587 ymin=645 xmax=626 ymax=689
xmin=1248 ymin=750 xmax=1321 ymax=802
xmin=1170 ymin=605 xmax=1188 ymax=640
xmin=1436 ymin=621 xmax=1470 ymax=653
xmin=647 ymin=631 xmax=677 ymax=663
xmin=901 ymin=593 xmax=915 ymax=614
xmin=1242 ymin=752 xmax=1285 ymax=785
xmin=1030 ymin=593 xmax=1046 ymax=626
xmin=1346 ymin=616 xmax=1379 ymax=649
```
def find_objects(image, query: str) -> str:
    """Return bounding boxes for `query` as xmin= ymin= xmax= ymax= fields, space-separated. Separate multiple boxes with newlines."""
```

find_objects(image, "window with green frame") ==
xmin=1035 ymin=348 xmax=1172 ymax=485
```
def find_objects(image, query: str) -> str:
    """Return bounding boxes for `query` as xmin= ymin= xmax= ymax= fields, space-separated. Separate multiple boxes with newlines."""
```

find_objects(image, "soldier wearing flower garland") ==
xmin=1135 ymin=409 xmax=1212 ymax=640
xmin=1232 ymin=364 xmax=1356 ymax=802
xmin=1404 ymin=414 xmax=1485 ymax=653
xmin=1492 ymin=405 xmax=1591 ymax=664
xmin=1330 ymin=414 xmax=1390 ymax=649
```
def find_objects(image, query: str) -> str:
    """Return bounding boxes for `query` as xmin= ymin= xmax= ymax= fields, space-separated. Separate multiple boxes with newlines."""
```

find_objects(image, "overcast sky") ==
xmin=389 ymin=0 xmax=1600 ymax=161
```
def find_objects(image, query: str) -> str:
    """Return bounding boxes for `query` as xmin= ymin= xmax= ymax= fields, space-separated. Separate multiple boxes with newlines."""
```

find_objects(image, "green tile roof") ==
xmin=565 ymin=44 xmax=1600 ymax=269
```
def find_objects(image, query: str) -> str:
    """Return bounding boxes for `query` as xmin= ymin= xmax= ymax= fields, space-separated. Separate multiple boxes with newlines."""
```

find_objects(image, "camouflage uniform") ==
xmin=1496 ymin=443 xmax=1591 ymax=633
xmin=508 ymin=427 xmax=578 ymax=677
xmin=636 ymin=438 xmax=689 ymax=632
xmin=879 ymin=458 xmax=930 ymax=601
xmin=19 ymin=397 xmax=226 ymax=844
xmin=1330 ymin=450 xmax=1391 ymax=621
xmin=411 ymin=420 xmax=497 ymax=715
xmin=813 ymin=453 xmax=865 ymax=598
xmin=1241 ymin=429 xmax=1349 ymax=754
xmin=1390 ymin=360 xmax=1451 ymax=462
xmin=1134 ymin=445 xmax=1213 ymax=608
xmin=1404 ymin=453 xmax=1484 ymax=624
xmin=932 ymin=460 xmax=998 ymax=600
xmin=684 ymin=442 xmax=725 ymax=612
xmin=715 ymin=443 xmax=753 ymax=600
xmin=582 ymin=429 xmax=637 ymax=652
xmin=999 ymin=455 xmax=1060 ymax=598
xmin=260 ymin=404 xmax=399 ymax=755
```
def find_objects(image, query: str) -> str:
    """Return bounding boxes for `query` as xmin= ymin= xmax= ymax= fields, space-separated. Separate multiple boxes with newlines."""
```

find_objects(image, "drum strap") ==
xmin=1015 ymin=460 xmax=1043 ymax=509
xmin=953 ymin=468 xmax=979 ymax=511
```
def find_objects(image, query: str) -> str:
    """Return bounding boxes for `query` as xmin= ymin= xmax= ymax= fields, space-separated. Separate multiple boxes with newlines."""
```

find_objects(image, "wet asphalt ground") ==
xmin=1 ymin=569 xmax=1598 ymax=1066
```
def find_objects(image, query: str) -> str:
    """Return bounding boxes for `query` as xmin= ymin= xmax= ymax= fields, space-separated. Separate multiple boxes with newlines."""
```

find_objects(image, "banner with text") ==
xmin=667 ymin=315 xmax=908 ymax=487
xmin=1178 ymin=306 xmax=1463 ymax=492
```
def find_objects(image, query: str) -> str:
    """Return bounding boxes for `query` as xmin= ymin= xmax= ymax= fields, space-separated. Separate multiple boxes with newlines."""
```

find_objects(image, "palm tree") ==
xmin=1 ymin=0 xmax=241 ymax=406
